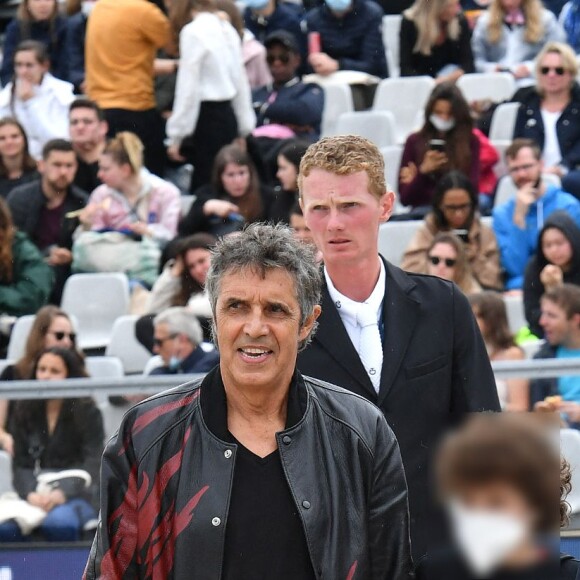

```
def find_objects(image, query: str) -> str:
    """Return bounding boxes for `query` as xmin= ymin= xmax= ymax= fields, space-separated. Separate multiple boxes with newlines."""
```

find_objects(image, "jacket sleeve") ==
xmin=263 ymin=84 xmax=324 ymax=128
xmin=139 ymin=2 xmax=171 ymax=49
xmin=450 ymin=284 xmax=501 ymax=412
xmin=64 ymin=15 xmax=86 ymax=89
xmin=178 ymin=190 xmax=214 ymax=236
xmin=83 ymin=413 xmax=140 ymax=579
xmin=523 ymin=259 xmax=544 ymax=338
xmin=338 ymin=8 xmax=388 ymax=78
xmin=400 ymin=227 xmax=431 ymax=274
xmin=0 ymin=235 xmax=53 ymax=317
xmin=398 ymin=136 xmax=434 ymax=207
xmin=146 ymin=183 xmax=181 ymax=242
xmin=399 ymin=17 xmax=418 ymax=77
xmin=230 ymin=30 xmax=257 ymax=137
xmin=492 ymin=204 xmax=530 ymax=290
xmin=0 ymin=20 xmax=20 ymax=86
xmin=471 ymin=15 xmax=496 ymax=73
xmin=457 ymin=16 xmax=475 ymax=74
xmin=369 ymin=414 xmax=414 ymax=579
xmin=148 ymin=264 xmax=181 ymax=313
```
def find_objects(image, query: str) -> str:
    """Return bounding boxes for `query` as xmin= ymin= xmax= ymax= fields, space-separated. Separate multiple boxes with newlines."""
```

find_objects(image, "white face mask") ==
xmin=81 ymin=1 xmax=96 ymax=16
xmin=430 ymin=114 xmax=456 ymax=133
xmin=448 ymin=500 xmax=529 ymax=577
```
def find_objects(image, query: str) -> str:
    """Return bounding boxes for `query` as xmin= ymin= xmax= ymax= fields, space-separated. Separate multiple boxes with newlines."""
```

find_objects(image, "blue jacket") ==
xmin=64 ymin=12 xmax=87 ymax=91
xmin=514 ymin=84 xmax=580 ymax=171
xmin=303 ymin=0 xmax=388 ymax=78
xmin=0 ymin=16 xmax=67 ymax=86
xmin=252 ymin=76 xmax=324 ymax=138
xmin=149 ymin=347 xmax=220 ymax=375
xmin=244 ymin=3 xmax=306 ymax=56
xmin=493 ymin=185 xmax=580 ymax=289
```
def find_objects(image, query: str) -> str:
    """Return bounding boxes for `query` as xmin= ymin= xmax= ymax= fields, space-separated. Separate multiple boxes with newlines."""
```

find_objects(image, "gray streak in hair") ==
xmin=205 ymin=223 xmax=321 ymax=350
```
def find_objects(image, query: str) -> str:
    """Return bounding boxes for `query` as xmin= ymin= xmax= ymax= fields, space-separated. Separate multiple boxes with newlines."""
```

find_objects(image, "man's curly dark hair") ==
xmin=561 ymin=458 xmax=572 ymax=528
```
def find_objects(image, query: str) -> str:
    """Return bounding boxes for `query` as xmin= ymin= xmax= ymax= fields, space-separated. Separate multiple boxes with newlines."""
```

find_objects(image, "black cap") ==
xmin=264 ymin=30 xmax=300 ymax=54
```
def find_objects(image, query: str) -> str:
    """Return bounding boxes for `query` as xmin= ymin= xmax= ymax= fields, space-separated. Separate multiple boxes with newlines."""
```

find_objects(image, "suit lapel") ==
xmin=378 ymin=261 xmax=420 ymax=405
xmin=314 ymin=285 xmax=378 ymax=400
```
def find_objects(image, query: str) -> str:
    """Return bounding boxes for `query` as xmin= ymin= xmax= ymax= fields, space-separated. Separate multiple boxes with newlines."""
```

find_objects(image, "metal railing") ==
xmin=1 ymin=358 xmax=580 ymax=399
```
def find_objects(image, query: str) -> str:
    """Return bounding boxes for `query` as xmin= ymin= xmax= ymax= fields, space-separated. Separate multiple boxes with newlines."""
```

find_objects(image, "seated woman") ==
xmin=0 ymin=305 xmax=80 ymax=456
xmin=513 ymin=42 xmax=580 ymax=200
xmin=178 ymin=144 xmax=273 ymax=237
xmin=0 ymin=117 xmax=39 ymax=199
xmin=399 ymin=83 xmax=480 ymax=212
xmin=524 ymin=211 xmax=580 ymax=337
xmin=81 ymin=132 xmax=181 ymax=244
xmin=426 ymin=232 xmax=483 ymax=295
xmin=0 ymin=41 xmax=75 ymax=160
xmin=400 ymin=0 xmax=475 ymax=82
xmin=136 ymin=233 xmax=216 ymax=352
xmin=471 ymin=0 xmax=565 ymax=87
xmin=402 ymin=171 xmax=502 ymax=290
xmin=416 ymin=414 xmax=579 ymax=579
xmin=469 ymin=292 xmax=529 ymax=411
xmin=0 ymin=347 xmax=103 ymax=542
xmin=270 ymin=139 xmax=311 ymax=224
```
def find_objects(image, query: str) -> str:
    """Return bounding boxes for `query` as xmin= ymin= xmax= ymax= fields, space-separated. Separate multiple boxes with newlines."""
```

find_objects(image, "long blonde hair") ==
xmin=487 ymin=0 xmax=544 ymax=45
xmin=404 ymin=0 xmax=460 ymax=56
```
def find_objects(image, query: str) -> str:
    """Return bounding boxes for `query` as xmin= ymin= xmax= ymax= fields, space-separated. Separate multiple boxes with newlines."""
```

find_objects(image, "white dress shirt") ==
xmin=325 ymin=260 xmax=386 ymax=372
xmin=166 ymin=12 xmax=256 ymax=146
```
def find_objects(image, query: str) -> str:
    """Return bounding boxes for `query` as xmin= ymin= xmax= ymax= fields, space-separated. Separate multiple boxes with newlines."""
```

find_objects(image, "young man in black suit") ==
xmin=297 ymin=135 xmax=501 ymax=560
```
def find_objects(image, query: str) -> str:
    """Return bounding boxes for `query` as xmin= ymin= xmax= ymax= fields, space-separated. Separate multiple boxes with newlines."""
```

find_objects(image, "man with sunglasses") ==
xmin=493 ymin=138 xmax=580 ymax=290
xmin=252 ymin=30 xmax=324 ymax=141
xmin=297 ymin=135 xmax=499 ymax=562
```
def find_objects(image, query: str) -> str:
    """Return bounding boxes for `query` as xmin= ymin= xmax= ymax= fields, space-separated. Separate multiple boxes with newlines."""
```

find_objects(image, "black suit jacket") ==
xmin=297 ymin=259 xmax=500 ymax=560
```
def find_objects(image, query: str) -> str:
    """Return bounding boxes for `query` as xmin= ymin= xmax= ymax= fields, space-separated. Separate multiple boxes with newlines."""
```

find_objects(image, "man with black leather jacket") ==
xmin=84 ymin=223 xmax=414 ymax=580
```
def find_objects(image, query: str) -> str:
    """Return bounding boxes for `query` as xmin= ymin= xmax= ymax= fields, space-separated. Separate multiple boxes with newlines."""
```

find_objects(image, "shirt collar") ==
xmin=324 ymin=259 xmax=386 ymax=326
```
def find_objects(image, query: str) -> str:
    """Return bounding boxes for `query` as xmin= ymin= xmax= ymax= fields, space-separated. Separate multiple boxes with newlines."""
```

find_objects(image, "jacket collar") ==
xmin=199 ymin=366 xmax=307 ymax=443
xmin=313 ymin=257 xmax=420 ymax=403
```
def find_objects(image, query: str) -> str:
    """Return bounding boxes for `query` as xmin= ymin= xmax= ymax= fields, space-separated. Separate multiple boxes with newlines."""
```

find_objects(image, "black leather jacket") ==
xmin=84 ymin=367 xmax=414 ymax=579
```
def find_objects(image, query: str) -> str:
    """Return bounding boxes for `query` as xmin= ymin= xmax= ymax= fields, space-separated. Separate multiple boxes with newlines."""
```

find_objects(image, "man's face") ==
xmin=39 ymin=150 xmax=77 ymax=191
xmin=267 ymin=43 xmax=300 ymax=84
xmin=507 ymin=147 xmax=542 ymax=190
xmin=539 ymin=299 xmax=576 ymax=346
xmin=69 ymin=107 xmax=107 ymax=147
xmin=215 ymin=268 xmax=319 ymax=392
xmin=300 ymin=169 xmax=393 ymax=267
xmin=153 ymin=322 xmax=180 ymax=364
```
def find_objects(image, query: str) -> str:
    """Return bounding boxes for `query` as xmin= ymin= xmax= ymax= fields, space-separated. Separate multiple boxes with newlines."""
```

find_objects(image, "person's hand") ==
xmin=513 ymin=183 xmax=537 ymax=228
xmin=44 ymin=489 xmax=66 ymax=511
xmin=15 ymin=79 xmax=35 ymax=101
xmin=128 ymin=221 xmax=151 ymax=237
xmin=78 ymin=204 xmax=99 ymax=228
xmin=534 ymin=400 xmax=560 ymax=413
xmin=503 ymin=289 xmax=524 ymax=297
xmin=399 ymin=162 xmax=418 ymax=185
xmin=170 ymin=256 xmax=184 ymax=277
xmin=419 ymin=150 xmax=448 ymax=174
xmin=203 ymin=199 xmax=239 ymax=218
xmin=512 ymin=64 xmax=530 ymax=79
xmin=0 ymin=430 xmax=13 ymax=456
xmin=308 ymin=52 xmax=339 ymax=76
xmin=27 ymin=492 xmax=46 ymax=509
xmin=560 ymin=401 xmax=580 ymax=423
xmin=540 ymin=264 xmax=564 ymax=289
xmin=47 ymin=247 xmax=73 ymax=266
xmin=167 ymin=144 xmax=186 ymax=163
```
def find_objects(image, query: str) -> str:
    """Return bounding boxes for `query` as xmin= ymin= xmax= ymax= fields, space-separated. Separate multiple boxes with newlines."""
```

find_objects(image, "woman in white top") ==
xmin=471 ymin=0 xmax=565 ymax=87
xmin=513 ymin=41 xmax=580 ymax=200
xmin=166 ymin=0 xmax=256 ymax=193
xmin=0 ymin=40 xmax=74 ymax=160
xmin=469 ymin=292 xmax=529 ymax=411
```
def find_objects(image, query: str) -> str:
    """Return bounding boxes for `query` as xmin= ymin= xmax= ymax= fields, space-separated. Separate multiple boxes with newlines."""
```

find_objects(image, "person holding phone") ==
xmin=402 ymin=170 xmax=503 ymax=290
xmin=398 ymin=83 xmax=480 ymax=213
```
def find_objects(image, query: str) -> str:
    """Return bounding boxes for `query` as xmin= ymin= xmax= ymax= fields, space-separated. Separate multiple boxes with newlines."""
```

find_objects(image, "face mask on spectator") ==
xmin=448 ymin=500 xmax=528 ymax=576
xmin=169 ymin=355 xmax=182 ymax=372
xmin=246 ymin=0 xmax=270 ymax=10
xmin=430 ymin=114 xmax=456 ymax=133
xmin=81 ymin=0 xmax=96 ymax=16
xmin=325 ymin=0 xmax=352 ymax=11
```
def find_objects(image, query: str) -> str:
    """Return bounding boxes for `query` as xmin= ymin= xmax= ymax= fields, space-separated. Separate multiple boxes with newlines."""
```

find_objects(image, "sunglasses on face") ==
xmin=50 ymin=331 xmax=76 ymax=341
xmin=540 ymin=66 xmax=566 ymax=76
xmin=429 ymin=256 xmax=456 ymax=267
xmin=153 ymin=334 xmax=177 ymax=347
xmin=266 ymin=53 xmax=290 ymax=65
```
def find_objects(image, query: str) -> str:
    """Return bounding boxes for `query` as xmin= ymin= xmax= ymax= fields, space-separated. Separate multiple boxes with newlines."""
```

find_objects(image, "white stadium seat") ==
xmin=334 ymin=110 xmax=396 ymax=148
xmin=504 ymin=294 xmax=526 ymax=334
xmin=85 ymin=356 xmax=125 ymax=403
xmin=489 ymin=102 xmax=520 ymax=142
xmin=321 ymin=83 xmax=354 ymax=137
xmin=457 ymin=72 xmax=516 ymax=103
xmin=382 ymin=15 xmax=402 ymax=78
xmin=378 ymin=220 xmax=421 ymax=267
xmin=380 ymin=145 xmax=404 ymax=194
xmin=6 ymin=315 xmax=35 ymax=361
xmin=372 ymin=76 xmax=435 ymax=144
xmin=105 ymin=315 xmax=153 ymax=375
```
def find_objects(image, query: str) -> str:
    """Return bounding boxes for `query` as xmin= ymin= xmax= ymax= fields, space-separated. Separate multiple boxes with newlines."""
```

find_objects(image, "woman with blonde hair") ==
xmin=471 ymin=0 xmax=565 ymax=87
xmin=400 ymin=0 xmax=474 ymax=82
xmin=513 ymin=41 xmax=580 ymax=198
xmin=80 ymin=132 xmax=180 ymax=243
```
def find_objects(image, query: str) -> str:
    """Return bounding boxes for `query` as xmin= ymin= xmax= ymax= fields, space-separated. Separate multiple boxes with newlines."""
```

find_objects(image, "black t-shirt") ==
xmin=221 ymin=437 xmax=316 ymax=580
xmin=74 ymin=156 xmax=101 ymax=194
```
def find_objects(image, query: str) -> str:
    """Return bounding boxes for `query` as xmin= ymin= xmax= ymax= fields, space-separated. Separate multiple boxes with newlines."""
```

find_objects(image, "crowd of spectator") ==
xmin=0 ymin=0 xmax=579 ymax=559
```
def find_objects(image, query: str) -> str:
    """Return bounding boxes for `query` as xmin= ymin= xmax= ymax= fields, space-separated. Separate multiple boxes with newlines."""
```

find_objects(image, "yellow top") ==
xmin=85 ymin=0 xmax=170 ymax=111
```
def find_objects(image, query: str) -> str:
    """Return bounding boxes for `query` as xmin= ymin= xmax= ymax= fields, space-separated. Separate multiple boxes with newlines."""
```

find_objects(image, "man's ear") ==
xmin=379 ymin=191 xmax=395 ymax=224
xmin=298 ymin=305 xmax=322 ymax=343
